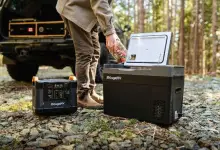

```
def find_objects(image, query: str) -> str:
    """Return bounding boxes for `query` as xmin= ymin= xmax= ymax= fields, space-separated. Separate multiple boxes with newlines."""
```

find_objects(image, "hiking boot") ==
xmin=90 ymin=90 xmax=104 ymax=104
xmin=77 ymin=93 xmax=103 ymax=109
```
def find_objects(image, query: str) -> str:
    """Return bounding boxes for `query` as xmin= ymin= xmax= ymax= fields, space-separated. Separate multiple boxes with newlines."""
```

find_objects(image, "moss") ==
xmin=0 ymin=100 xmax=32 ymax=112
xmin=89 ymin=117 xmax=111 ymax=132
xmin=170 ymin=131 xmax=181 ymax=137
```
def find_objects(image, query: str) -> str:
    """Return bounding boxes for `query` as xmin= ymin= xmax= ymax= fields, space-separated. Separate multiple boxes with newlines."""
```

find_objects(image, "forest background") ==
xmin=113 ymin=0 xmax=220 ymax=76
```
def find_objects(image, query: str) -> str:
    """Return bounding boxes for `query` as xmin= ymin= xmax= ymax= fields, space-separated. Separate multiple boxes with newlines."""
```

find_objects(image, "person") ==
xmin=56 ymin=0 xmax=120 ymax=109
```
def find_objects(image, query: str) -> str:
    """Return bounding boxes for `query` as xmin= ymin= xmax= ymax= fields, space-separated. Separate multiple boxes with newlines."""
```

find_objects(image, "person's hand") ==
xmin=106 ymin=33 xmax=119 ymax=53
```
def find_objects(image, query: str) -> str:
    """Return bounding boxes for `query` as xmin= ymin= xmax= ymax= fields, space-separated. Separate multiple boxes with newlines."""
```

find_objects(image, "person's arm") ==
xmin=90 ymin=0 xmax=120 ymax=53
xmin=90 ymin=0 xmax=115 ymax=36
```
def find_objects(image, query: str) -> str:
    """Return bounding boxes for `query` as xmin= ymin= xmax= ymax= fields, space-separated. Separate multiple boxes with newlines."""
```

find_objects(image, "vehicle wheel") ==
xmin=6 ymin=63 xmax=39 ymax=82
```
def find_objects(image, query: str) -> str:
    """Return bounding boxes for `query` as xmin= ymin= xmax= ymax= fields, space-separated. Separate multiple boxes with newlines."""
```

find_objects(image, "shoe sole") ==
xmin=77 ymin=102 xmax=103 ymax=110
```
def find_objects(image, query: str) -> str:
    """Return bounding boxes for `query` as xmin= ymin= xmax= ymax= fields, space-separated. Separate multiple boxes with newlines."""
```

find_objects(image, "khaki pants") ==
xmin=62 ymin=17 xmax=100 ymax=99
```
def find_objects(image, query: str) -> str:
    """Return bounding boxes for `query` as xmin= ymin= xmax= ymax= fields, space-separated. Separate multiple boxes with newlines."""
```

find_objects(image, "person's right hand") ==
xmin=106 ymin=33 xmax=119 ymax=53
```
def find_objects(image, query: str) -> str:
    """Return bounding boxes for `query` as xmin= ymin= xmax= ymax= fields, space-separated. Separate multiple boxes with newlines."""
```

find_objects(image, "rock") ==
xmin=30 ymin=128 xmax=39 ymax=136
xmin=211 ymin=146 xmax=218 ymax=150
xmin=0 ymin=135 xmax=14 ymax=144
xmin=184 ymin=140 xmax=200 ymax=150
xmin=109 ymin=142 xmax=119 ymax=150
xmin=145 ymin=136 xmax=153 ymax=145
xmin=152 ymin=140 xmax=159 ymax=146
xmin=38 ymin=129 xmax=51 ymax=135
xmin=108 ymin=136 xmax=122 ymax=142
xmin=62 ymin=135 xmax=83 ymax=144
xmin=20 ymin=129 xmax=30 ymax=136
xmin=0 ymin=122 xmax=8 ymax=126
xmin=198 ymin=148 xmax=209 ymax=150
xmin=58 ymin=128 xmax=64 ymax=134
xmin=51 ymin=120 xmax=60 ymax=125
xmin=28 ymin=123 xmax=36 ymax=128
xmin=75 ymin=144 xmax=85 ymax=150
xmin=49 ymin=127 xmax=59 ymax=132
xmin=176 ymin=146 xmax=186 ymax=150
xmin=90 ymin=130 xmax=99 ymax=137
xmin=119 ymin=140 xmax=131 ymax=148
xmin=27 ymin=141 xmax=39 ymax=147
xmin=160 ymin=144 xmax=168 ymax=149
xmin=148 ymin=145 xmax=155 ymax=150
xmin=44 ymin=134 xmax=59 ymax=140
xmin=38 ymin=139 xmax=58 ymax=147
xmin=198 ymin=139 xmax=212 ymax=147
xmin=169 ymin=143 xmax=177 ymax=148
xmin=64 ymin=123 xmax=73 ymax=132
xmin=91 ymin=145 xmax=100 ymax=149
xmin=101 ymin=146 xmax=108 ymax=150
xmin=86 ymin=138 xmax=94 ymax=146
xmin=132 ymin=137 xmax=142 ymax=146
xmin=203 ymin=111 xmax=212 ymax=116
xmin=53 ymin=144 xmax=74 ymax=150
xmin=8 ymin=117 xmax=13 ymax=121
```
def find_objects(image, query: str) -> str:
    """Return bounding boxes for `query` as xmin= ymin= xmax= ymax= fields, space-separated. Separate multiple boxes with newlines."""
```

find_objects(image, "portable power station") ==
xmin=32 ymin=76 xmax=77 ymax=116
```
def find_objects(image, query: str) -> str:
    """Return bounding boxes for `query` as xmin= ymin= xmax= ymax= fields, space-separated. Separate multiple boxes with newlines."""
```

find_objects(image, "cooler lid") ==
xmin=124 ymin=32 xmax=172 ymax=67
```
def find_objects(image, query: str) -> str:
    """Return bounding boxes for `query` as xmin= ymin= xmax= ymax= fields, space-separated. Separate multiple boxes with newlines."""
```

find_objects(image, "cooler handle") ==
xmin=175 ymin=87 xmax=182 ymax=94
xmin=117 ymin=68 xmax=136 ymax=71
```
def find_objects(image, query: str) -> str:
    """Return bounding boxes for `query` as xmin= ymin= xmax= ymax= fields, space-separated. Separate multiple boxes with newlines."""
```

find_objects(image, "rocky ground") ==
xmin=0 ymin=66 xmax=220 ymax=150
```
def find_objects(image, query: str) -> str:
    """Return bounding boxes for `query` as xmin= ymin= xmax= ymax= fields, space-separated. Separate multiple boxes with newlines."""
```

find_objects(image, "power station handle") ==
xmin=175 ymin=88 xmax=182 ymax=94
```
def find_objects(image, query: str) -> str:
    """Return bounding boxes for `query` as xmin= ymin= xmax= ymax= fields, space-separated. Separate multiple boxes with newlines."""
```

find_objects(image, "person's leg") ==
xmin=63 ymin=17 xmax=102 ymax=109
xmin=89 ymin=25 xmax=104 ymax=104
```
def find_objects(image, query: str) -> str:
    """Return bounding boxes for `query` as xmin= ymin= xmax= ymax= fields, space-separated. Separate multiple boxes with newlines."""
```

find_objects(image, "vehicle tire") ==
xmin=6 ymin=63 xmax=39 ymax=82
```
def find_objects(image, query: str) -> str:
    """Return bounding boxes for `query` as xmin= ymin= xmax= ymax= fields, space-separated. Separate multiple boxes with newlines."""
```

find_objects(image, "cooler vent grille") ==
xmin=153 ymin=100 xmax=165 ymax=120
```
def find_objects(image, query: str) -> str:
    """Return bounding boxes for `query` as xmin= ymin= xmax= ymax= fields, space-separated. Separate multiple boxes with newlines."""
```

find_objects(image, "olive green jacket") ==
xmin=56 ymin=0 xmax=115 ymax=36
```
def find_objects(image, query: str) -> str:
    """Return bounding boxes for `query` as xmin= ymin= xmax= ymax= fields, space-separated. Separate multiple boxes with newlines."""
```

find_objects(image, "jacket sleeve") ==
xmin=90 ymin=0 xmax=116 ymax=36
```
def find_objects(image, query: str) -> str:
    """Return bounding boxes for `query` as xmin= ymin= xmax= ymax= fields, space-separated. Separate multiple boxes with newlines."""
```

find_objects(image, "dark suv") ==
xmin=0 ymin=0 xmax=129 ymax=82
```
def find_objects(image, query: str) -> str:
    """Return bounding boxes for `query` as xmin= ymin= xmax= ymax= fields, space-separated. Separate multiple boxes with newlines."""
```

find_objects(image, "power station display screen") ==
xmin=45 ymin=83 xmax=70 ymax=101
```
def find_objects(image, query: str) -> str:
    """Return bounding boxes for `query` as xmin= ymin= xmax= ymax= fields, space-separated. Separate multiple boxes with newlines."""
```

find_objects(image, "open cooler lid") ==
xmin=124 ymin=32 xmax=172 ymax=67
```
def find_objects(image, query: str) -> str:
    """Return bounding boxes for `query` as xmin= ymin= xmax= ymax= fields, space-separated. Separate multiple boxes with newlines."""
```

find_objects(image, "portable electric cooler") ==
xmin=32 ymin=76 xmax=77 ymax=115
xmin=103 ymin=32 xmax=185 ymax=125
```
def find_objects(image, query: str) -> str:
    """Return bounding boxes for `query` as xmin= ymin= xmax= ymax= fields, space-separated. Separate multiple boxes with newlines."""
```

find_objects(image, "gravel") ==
xmin=0 ymin=67 xmax=220 ymax=149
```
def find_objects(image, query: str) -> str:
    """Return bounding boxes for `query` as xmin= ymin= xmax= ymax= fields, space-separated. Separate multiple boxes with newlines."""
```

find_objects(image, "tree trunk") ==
xmin=192 ymin=0 xmax=199 ymax=74
xmin=200 ymin=0 xmax=205 ymax=75
xmin=134 ymin=0 xmax=137 ymax=33
xmin=212 ymin=0 xmax=217 ymax=75
xmin=178 ymin=0 xmax=185 ymax=66
xmin=167 ymin=0 xmax=171 ymax=31
xmin=171 ymin=0 xmax=177 ymax=65
xmin=128 ymin=0 xmax=130 ymax=25
xmin=138 ymin=0 xmax=145 ymax=32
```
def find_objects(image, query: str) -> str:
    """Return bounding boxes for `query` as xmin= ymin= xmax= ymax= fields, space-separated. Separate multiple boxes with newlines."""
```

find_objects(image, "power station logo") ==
xmin=51 ymin=102 xmax=65 ymax=106
xmin=106 ymin=76 xmax=122 ymax=81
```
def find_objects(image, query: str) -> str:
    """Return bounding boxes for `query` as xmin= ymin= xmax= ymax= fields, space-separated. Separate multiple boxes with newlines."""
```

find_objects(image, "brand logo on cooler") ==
xmin=51 ymin=102 xmax=65 ymax=106
xmin=106 ymin=76 xmax=122 ymax=80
